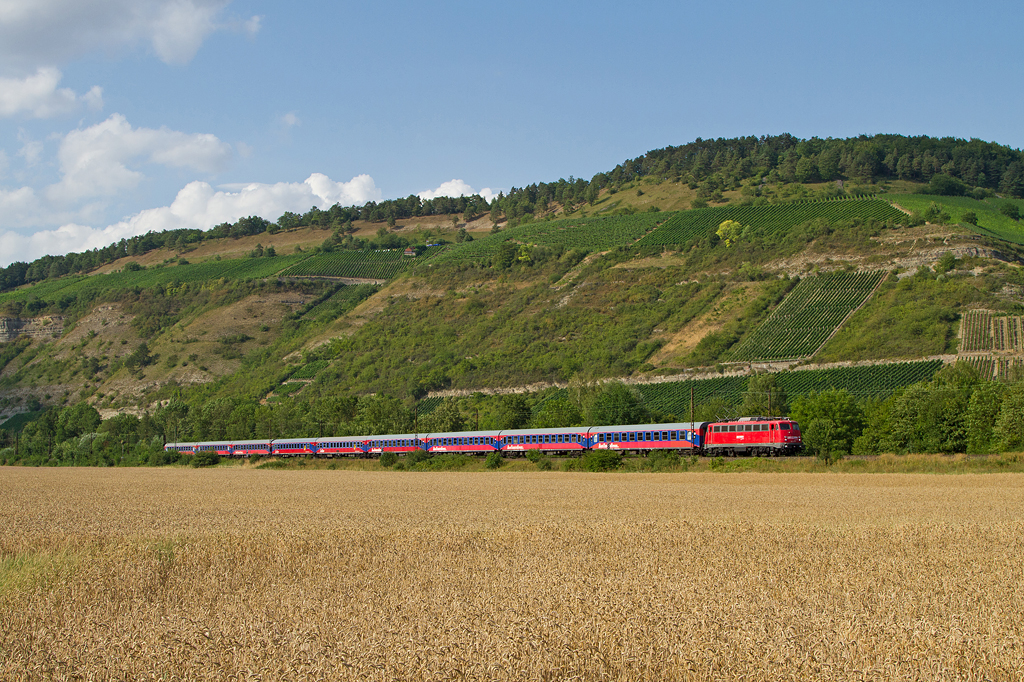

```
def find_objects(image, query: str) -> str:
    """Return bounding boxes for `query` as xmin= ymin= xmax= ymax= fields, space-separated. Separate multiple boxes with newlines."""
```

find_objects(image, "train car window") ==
xmin=781 ymin=423 xmax=790 ymax=430
xmin=628 ymin=432 xmax=635 ymax=442
xmin=653 ymin=432 xmax=660 ymax=441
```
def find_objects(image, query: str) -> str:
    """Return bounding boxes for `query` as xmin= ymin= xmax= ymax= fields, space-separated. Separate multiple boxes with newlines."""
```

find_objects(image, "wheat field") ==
xmin=1 ymin=468 xmax=1023 ymax=681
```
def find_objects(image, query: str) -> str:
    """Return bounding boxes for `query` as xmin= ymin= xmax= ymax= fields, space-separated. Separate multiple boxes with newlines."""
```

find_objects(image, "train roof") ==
xmin=587 ymin=422 xmax=708 ymax=432
xmin=317 ymin=433 xmax=422 ymax=442
xmin=711 ymin=416 xmax=793 ymax=424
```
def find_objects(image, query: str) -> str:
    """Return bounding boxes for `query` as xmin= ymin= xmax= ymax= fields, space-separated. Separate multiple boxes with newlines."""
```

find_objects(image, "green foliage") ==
xmin=994 ymin=383 xmax=1024 ymax=451
xmin=965 ymin=381 xmax=1007 ymax=454
xmin=741 ymin=374 xmax=788 ymax=416
xmin=420 ymin=398 xmax=465 ymax=433
xmin=379 ymin=451 xmax=398 ymax=467
xmin=356 ymin=394 xmax=413 ymax=435
xmin=191 ymin=451 xmax=220 ymax=468
xmin=790 ymin=389 xmax=865 ymax=460
xmin=582 ymin=449 xmax=622 ymax=472
xmin=685 ymin=331 xmax=739 ymax=367
xmin=927 ymin=174 xmax=968 ymax=197
xmin=406 ymin=449 xmax=432 ymax=465
xmin=583 ymin=382 xmax=649 ymax=426
xmin=410 ymin=453 xmax=471 ymax=471
xmin=498 ymin=394 xmax=532 ymax=429
xmin=716 ymin=219 xmax=745 ymax=247
xmin=531 ymin=396 xmax=583 ymax=428
xmin=484 ymin=451 xmax=503 ymax=469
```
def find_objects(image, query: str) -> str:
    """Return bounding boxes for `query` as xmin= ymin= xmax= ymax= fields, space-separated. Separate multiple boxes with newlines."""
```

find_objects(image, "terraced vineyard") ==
xmin=0 ymin=255 xmax=306 ymax=306
xmin=436 ymin=213 xmax=667 ymax=263
xmin=960 ymin=310 xmax=1024 ymax=353
xmin=960 ymin=310 xmax=995 ymax=351
xmin=774 ymin=360 xmax=944 ymax=399
xmin=728 ymin=270 xmax=888 ymax=361
xmin=280 ymin=246 xmax=446 ymax=279
xmin=637 ymin=376 xmax=750 ymax=416
xmin=414 ymin=360 xmax=945 ymax=424
xmin=636 ymin=198 xmax=905 ymax=247
xmin=636 ymin=361 xmax=943 ymax=416
xmin=288 ymin=360 xmax=329 ymax=380
xmin=882 ymin=194 xmax=1024 ymax=246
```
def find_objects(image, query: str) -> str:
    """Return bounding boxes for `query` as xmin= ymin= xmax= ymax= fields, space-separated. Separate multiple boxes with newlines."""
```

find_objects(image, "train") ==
xmin=164 ymin=416 xmax=803 ymax=459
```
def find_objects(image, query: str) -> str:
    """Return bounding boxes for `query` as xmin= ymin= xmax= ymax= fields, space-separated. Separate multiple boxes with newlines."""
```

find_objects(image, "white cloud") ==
xmin=0 ymin=172 xmax=382 ymax=266
xmin=0 ymin=68 xmax=103 ymax=118
xmin=48 ymin=113 xmax=233 ymax=201
xmin=17 ymin=137 xmax=43 ymax=166
xmin=0 ymin=185 xmax=41 ymax=226
xmin=0 ymin=0 xmax=258 ymax=68
xmin=280 ymin=112 xmax=300 ymax=128
xmin=418 ymin=179 xmax=499 ymax=203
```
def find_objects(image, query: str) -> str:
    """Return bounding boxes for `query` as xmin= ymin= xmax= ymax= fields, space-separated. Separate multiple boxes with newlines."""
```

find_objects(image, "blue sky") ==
xmin=1 ymin=0 xmax=1022 ymax=266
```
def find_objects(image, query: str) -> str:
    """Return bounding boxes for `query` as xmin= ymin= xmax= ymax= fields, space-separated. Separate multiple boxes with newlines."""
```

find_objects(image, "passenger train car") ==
xmin=164 ymin=417 xmax=802 ymax=458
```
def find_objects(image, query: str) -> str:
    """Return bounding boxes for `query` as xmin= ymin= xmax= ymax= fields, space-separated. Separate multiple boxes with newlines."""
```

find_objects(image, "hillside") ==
xmin=3 ymin=133 xmax=1024 ymax=463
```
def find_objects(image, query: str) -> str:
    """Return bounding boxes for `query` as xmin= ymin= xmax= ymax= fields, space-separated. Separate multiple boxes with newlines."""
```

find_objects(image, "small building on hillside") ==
xmin=403 ymin=247 xmax=416 ymax=257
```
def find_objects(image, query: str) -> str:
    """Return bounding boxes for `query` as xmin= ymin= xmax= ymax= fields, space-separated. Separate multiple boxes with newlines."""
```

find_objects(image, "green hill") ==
xmin=3 ymin=133 xmax=1024 ymax=463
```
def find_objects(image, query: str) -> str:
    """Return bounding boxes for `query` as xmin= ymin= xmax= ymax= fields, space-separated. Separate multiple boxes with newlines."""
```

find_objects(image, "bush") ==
xmin=582 ymin=450 xmax=622 ymax=472
xmin=648 ymin=451 xmax=681 ymax=472
xmin=191 ymin=452 xmax=220 ymax=468
xmin=379 ymin=452 xmax=398 ymax=468
xmin=525 ymin=450 xmax=541 ymax=463
xmin=407 ymin=449 xmax=431 ymax=465
xmin=536 ymin=457 xmax=553 ymax=471
xmin=414 ymin=454 xmax=470 ymax=471
xmin=484 ymin=451 xmax=503 ymax=469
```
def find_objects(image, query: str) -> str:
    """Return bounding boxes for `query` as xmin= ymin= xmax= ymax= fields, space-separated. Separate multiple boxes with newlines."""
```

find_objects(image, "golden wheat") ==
xmin=1 ymin=468 xmax=1023 ymax=681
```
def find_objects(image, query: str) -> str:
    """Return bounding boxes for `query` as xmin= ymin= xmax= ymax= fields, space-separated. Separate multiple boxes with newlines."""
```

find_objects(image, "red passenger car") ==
xmin=704 ymin=417 xmax=802 ymax=456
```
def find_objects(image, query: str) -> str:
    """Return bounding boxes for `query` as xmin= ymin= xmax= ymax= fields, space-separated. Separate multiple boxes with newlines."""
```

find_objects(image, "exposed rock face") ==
xmin=0 ymin=317 xmax=64 ymax=342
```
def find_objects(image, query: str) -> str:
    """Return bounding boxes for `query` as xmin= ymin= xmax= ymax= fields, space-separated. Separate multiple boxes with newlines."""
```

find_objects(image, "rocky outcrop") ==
xmin=0 ymin=316 xmax=64 ymax=342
